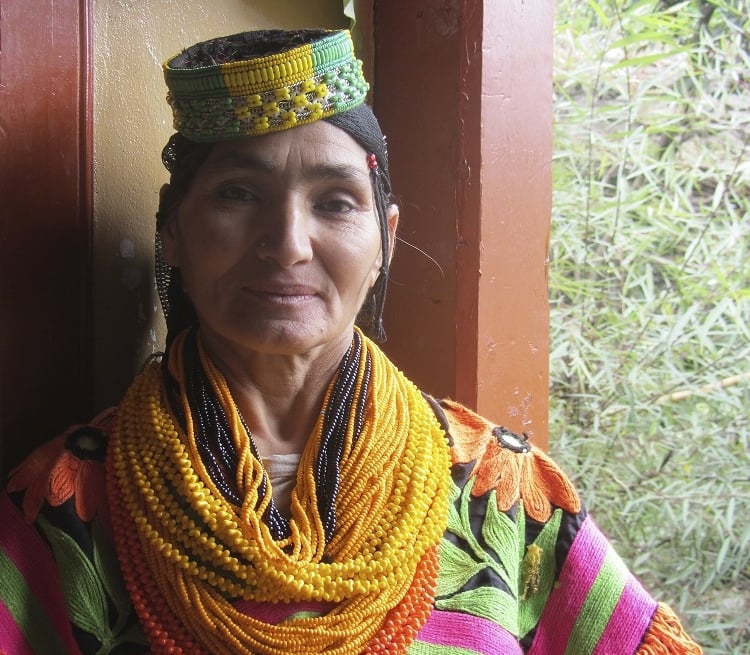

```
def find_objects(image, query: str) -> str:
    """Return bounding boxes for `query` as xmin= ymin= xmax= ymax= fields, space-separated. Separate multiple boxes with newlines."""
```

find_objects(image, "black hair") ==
xmin=167 ymin=29 xmax=331 ymax=69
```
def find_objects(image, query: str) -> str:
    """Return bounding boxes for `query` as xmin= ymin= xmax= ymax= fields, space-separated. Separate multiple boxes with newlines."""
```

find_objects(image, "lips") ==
xmin=241 ymin=281 xmax=319 ymax=303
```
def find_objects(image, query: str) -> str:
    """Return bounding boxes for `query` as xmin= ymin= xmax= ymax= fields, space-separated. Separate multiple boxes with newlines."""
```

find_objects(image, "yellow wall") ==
xmin=93 ymin=1 xmax=350 ymax=408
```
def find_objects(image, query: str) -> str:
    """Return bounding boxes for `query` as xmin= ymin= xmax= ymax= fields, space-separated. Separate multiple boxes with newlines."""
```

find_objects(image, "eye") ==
xmin=218 ymin=185 xmax=258 ymax=202
xmin=315 ymin=197 xmax=356 ymax=214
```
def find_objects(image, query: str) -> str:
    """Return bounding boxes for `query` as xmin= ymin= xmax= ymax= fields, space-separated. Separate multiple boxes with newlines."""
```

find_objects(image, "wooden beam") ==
xmin=374 ymin=0 xmax=552 ymax=448
xmin=0 ymin=0 xmax=94 ymax=477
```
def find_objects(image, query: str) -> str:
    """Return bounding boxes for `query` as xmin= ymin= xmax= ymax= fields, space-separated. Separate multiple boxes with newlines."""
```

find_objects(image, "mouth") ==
xmin=241 ymin=284 xmax=318 ymax=304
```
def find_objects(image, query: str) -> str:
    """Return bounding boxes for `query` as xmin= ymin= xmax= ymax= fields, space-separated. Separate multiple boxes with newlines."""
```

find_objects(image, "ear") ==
xmin=158 ymin=183 xmax=180 ymax=267
xmin=385 ymin=203 xmax=399 ymax=266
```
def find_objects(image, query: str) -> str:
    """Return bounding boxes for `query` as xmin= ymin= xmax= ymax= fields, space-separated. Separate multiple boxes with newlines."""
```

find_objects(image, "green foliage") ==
xmin=550 ymin=1 xmax=750 ymax=651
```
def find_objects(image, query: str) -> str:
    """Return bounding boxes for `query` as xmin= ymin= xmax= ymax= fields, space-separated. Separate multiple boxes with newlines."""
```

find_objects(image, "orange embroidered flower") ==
xmin=6 ymin=410 xmax=114 ymax=524
xmin=441 ymin=399 xmax=580 ymax=522
xmin=7 ymin=434 xmax=66 ymax=521
xmin=517 ymin=446 xmax=580 ymax=522
xmin=441 ymin=400 xmax=493 ymax=463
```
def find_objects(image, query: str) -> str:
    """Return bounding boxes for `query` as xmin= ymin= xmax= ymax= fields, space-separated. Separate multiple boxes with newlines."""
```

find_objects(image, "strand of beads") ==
xmin=108 ymin=328 xmax=452 ymax=654
xmin=108 ymin=369 xmax=206 ymax=655
xmin=364 ymin=544 xmax=440 ymax=654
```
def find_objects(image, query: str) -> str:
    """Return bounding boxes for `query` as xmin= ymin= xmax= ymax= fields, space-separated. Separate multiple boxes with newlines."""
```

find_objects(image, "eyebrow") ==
xmin=208 ymin=151 xmax=370 ymax=184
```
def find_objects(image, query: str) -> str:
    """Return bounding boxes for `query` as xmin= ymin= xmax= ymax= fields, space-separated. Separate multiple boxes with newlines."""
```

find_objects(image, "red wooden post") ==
xmin=374 ymin=0 xmax=553 ymax=448
xmin=0 ymin=0 xmax=94 ymax=477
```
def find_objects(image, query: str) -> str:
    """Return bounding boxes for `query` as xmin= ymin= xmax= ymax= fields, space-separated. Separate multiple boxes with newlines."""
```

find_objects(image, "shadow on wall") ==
xmin=94 ymin=226 xmax=162 ymax=412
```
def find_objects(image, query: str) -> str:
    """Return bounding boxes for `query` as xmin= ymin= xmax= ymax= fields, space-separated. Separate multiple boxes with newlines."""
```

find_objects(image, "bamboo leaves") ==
xmin=551 ymin=0 xmax=750 ymax=651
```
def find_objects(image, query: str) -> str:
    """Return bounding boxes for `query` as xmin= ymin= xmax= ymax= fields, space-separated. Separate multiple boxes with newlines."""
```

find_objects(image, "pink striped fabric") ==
xmin=0 ymin=495 xmax=83 ymax=655
xmin=234 ymin=599 xmax=335 ymax=623
xmin=415 ymin=609 xmax=523 ymax=655
xmin=591 ymin=574 xmax=656 ymax=655
xmin=0 ymin=598 xmax=34 ymax=655
xmin=527 ymin=515 xmax=609 ymax=655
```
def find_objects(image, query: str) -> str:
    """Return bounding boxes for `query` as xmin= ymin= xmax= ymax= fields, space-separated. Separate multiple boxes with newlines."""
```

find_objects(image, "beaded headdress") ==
xmin=163 ymin=29 xmax=369 ymax=141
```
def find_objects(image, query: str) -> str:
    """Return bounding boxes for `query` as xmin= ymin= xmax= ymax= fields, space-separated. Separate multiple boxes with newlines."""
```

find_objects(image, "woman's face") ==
xmin=160 ymin=120 xmax=397 ymax=360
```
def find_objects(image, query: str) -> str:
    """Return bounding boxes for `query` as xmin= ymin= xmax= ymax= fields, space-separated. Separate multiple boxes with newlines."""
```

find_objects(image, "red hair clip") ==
xmin=367 ymin=153 xmax=378 ymax=170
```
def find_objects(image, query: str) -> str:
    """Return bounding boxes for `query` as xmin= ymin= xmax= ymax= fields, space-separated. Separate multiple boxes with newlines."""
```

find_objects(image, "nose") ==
xmin=255 ymin=199 xmax=314 ymax=268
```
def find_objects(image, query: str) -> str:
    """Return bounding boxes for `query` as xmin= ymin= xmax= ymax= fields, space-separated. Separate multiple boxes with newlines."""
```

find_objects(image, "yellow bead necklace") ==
xmin=109 ymin=328 xmax=451 ymax=654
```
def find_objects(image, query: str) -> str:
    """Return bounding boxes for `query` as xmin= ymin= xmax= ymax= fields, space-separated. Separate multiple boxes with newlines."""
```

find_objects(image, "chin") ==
xmin=218 ymin=318 xmax=353 ymax=358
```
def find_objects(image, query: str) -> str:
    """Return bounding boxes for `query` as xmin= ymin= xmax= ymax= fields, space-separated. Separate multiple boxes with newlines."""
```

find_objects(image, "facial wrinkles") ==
xmin=225 ymin=139 xmax=381 ymax=282
xmin=205 ymin=151 xmax=371 ymax=191
xmin=201 ymin=137 xmax=372 ymax=192
xmin=195 ymin=159 xmax=374 ymax=262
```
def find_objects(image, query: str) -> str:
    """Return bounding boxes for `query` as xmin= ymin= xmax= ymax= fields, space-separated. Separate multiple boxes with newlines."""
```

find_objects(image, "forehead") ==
xmin=201 ymin=120 xmax=370 ymax=178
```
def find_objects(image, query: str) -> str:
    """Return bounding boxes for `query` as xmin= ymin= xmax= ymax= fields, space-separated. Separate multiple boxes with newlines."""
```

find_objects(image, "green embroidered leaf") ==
xmin=482 ymin=491 xmax=522 ymax=592
xmin=286 ymin=610 xmax=326 ymax=621
xmin=435 ymin=538 xmax=486 ymax=597
xmin=450 ymin=478 xmax=493 ymax=565
xmin=105 ymin=631 xmax=150 ymax=655
xmin=446 ymin=479 xmax=464 ymax=534
xmin=457 ymin=478 xmax=479 ymax=544
xmin=439 ymin=477 xmax=527 ymax=638
xmin=37 ymin=515 xmax=111 ymax=641
xmin=518 ymin=507 xmax=563 ymax=638
xmin=516 ymin=502 xmax=526 ymax=564
xmin=111 ymin=623 xmax=150 ymax=648
xmin=92 ymin=519 xmax=132 ymax=633
xmin=436 ymin=586 xmax=519 ymax=637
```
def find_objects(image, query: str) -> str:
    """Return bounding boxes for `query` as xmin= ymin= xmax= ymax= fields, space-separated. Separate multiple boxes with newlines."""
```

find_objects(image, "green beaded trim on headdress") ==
xmin=163 ymin=30 xmax=369 ymax=142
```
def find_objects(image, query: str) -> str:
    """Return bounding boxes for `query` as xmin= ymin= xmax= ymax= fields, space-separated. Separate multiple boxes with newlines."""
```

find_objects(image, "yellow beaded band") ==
xmin=163 ymin=30 xmax=369 ymax=142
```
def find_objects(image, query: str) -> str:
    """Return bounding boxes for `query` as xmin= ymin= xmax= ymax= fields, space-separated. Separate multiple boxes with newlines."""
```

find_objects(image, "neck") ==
xmin=196 ymin=328 xmax=353 ymax=457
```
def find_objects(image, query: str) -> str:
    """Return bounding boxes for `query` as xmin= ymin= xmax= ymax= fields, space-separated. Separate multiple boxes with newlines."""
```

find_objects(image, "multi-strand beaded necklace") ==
xmin=107 ymin=328 xmax=451 ymax=654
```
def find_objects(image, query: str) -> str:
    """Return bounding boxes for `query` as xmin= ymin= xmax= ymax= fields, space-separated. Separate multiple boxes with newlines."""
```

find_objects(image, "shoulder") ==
xmin=4 ymin=407 xmax=116 ymax=525
xmin=427 ymin=396 xmax=581 ymax=522
xmin=427 ymin=398 xmax=703 ymax=654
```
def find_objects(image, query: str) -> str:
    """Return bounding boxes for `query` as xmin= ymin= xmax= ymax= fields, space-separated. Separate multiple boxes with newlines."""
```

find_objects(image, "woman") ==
xmin=0 ymin=29 xmax=701 ymax=655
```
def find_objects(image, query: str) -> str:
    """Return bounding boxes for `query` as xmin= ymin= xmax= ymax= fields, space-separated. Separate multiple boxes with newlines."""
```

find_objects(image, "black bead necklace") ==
xmin=178 ymin=329 xmax=370 ymax=544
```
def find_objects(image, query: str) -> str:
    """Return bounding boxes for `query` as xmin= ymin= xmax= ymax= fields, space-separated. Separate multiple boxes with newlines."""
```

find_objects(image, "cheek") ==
xmin=181 ymin=241 xmax=235 ymax=284
xmin=188 ymin=214 xmax=246 ymax=250
xmin=177 ymin=216 xmax=250 ymax=276
xmin=350 ymin=226 xmax=384 ymax=290
xmin=173 ymin=238 xmax=238 ymax=304
xmin=159 ymin=221 xmax=180 ymax=267
xmin=366 ymin=251 xmax=383 ymax=286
